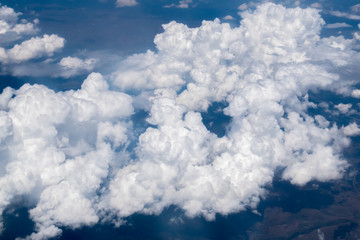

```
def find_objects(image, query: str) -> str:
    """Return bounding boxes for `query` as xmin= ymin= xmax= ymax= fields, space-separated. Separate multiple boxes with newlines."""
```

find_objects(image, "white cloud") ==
xmin=59 ymin=56 xmax=97 ymax=78
xmin=342 ymin=123 xmax=360 ymax=136
xmin=116 ymin=0 xmax=138 ymax=7
xmin=355 ymin=32 xmax=360 ymax=41
xmin=325 ymin=22 xmax=352 ymax=29
xmin=351 ymin=89 xmax=360 ymax=98
xmin=0 ymin=34 xmax=64 ymax=65
xmin=1 ymin=2 xmax=360 ymax=239
xmin=329 ymin=10 xmax=360 ymax=20
xmin=334 ymin=103 xmax=352 ymax=114
xmin=0 ymin=5 xmax=68 ymax=78
xmin=0 ymin=5 xmax=39 ymax=45
xmin=310 ymin=3 xmax=322 ymax=9
xmin=1 ymin=34 xmax=65 ymax=63
xmin=351 ymin=4 xmax=360 ymax=13
xmin=223 ymin=15 xmax=235 ymax=20
xmin=0 ymin=5 xmax=92 ymax=78
xmin=164 ymin=0 xmax=193 ymax=9
xmin=238 ymin=3 xmax=248 ymax=11
xmin=177 ymin=0 xmax=192 ymax=8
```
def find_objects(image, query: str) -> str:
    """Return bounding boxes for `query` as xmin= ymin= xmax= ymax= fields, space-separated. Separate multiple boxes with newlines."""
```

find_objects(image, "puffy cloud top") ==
xmin=0 ymin=34 xmax=65 ymax=64
xmin=59 ymin=56 xmax=97 ymax=78
xmin=0 ymin=5 xmax=39 ymax=43
xmin=0 ymin=2 xmax=359 ymax=239
xmin=0 ymin=5 xmax=95 ymax=79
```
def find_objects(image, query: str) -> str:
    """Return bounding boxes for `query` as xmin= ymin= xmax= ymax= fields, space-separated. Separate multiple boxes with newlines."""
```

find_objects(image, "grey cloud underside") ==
xmin=0 ymin=2 xmax=360 ymax=240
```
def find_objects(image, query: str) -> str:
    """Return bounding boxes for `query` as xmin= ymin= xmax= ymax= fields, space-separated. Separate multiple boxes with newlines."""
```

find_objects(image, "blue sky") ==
xmin=1 ymin=0 xmax=360 ymax=239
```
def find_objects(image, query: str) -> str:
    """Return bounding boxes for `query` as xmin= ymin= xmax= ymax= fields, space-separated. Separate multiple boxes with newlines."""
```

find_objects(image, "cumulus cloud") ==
xmin=115 ymin=0 xmax=138 ymax=7
xmin=164 ymin=0 xmax=193 ymax=9
xmin=342 ymin=123 xmax=360 ymax=136
xmin=0 ymin=5 xmax=95 ymax=79
xmin=238 ymin=3 xmax=248 ymax=11
xmin=58 ymin=56 xmax=97 ymax=78
xmin=310 ymin=3 xmax=322 ymax=9
xmin=0 ymin=2 xmax=360 ymax=239
xmin=0 ymin=72 xmax=133 ymax=239
xmin=223 ymin=15 xmax=235 ymax=20
xmin=0 ymin=34 xmax=65 ymax=64
xmin=351 ymin=89 xmax=360 ymax=98
xmin=0 ymin=5 xmax=39 ymax=44
xmin=334 ymin=103 xmax=353 ymax=114
xmin=0 ymin=5 xmax=70 ymax=78
xmin=109 ymin=0 xmax=355 ymax=223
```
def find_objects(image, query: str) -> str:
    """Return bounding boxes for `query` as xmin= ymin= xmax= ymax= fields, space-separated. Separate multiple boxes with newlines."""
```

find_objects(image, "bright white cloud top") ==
xmin=0 ymin=2 xmax=359 ymax=239
xmin=0 ymin=34 xmax=64 ymax=63
xmin=0 ymin=5 xmax=63 ymax=64
xmin=0 ymin=5 xmax=39 ymax=44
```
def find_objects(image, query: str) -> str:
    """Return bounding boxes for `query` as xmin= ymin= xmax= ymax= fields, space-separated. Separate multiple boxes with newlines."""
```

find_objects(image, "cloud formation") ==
xmin=0 ymin=5 xmax=39 ymax=44
xmin=59 ymin=56 xmax=97 ymax=78
xmin=0 ymin=5 xmax=97 ymax=79
xmin=116 ymin=0 xmax=138 ymax=7
xmin=0 ymin=6 xmax=61 ymax=65
xmin=0 ymin=2 xmax=359 ymax=239
xmin=0 ymin=34 xmax=64 ymax=64
xmin=0 ymin=73 xmax=133 ymax=239
xmin=164 ymin=0 xmax=193 ymax=9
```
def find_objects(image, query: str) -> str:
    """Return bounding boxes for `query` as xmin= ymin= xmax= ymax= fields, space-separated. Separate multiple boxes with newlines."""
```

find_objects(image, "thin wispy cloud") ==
xmin=329 ymin=10 xmax=360 ymax=20
xmin=325 ymin=22 xmax=352 ymax=29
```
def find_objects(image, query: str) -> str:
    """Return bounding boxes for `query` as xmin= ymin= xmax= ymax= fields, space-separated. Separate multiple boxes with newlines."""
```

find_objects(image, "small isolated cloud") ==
xmin=59 ymin=56 xmax=97 ymax=78
xmin=355 ymin=24 xmax=360 ymax=40
xmin=0 ymin=5 xmax=68 ymax=78
xmin=238 ymin=3 xmax=248 ymax=11
xmin=0 ymin=72 xmax=133 ymax=239
xmin=0 ymin=5 xmax=97 ymax=79
xmin=329 ymin=10 xmax=360 ymax=20
xmin=223 ymin=15 xmax=235 ymax=20
xmin=0 ymin=34 xmax=64 ymax=64
xmin=351 ymin=4 xmax=360 ymax=13
xmin=334 ymin=103 xmax=352 ymax=114
xmin=310 ymin=3 xmax=322 ymax=9
xmin=343 ymin=123 xmax=360 ymax=136
xmin=116 ymin=0 xmax=138 ymax=7
xmin=351 ymin=89 xmax=360 ymax=98
xmin=0 ymin=5 xmax=39 ymax=44
xmin=325 ymin=22 xmax=352 ymax=29
xmin=164 ymin=0 xmax=193 ymax=9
